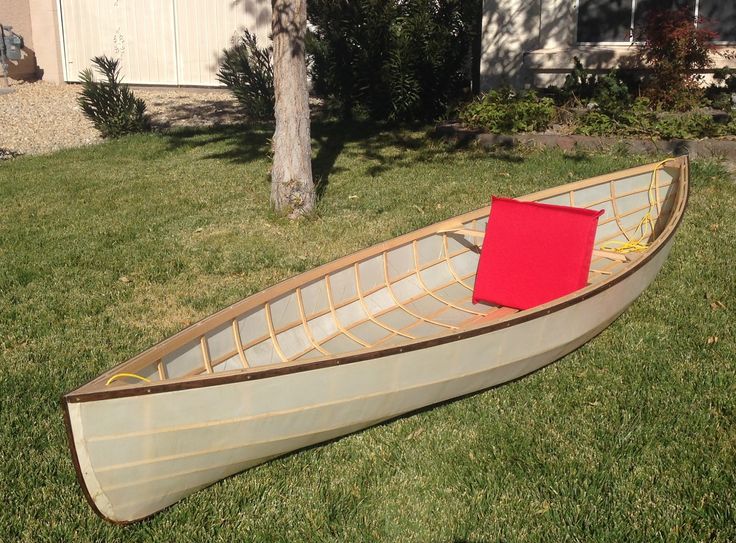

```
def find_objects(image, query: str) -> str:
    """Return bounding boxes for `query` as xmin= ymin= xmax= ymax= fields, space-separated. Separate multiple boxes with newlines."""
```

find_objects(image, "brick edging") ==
xmin=434 ymin=123 xmax=736 ymax=161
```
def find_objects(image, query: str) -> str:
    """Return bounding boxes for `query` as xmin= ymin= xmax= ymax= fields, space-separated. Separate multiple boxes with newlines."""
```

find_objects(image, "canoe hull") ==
xmin=65 ymin=235 xmax=675 ymax=523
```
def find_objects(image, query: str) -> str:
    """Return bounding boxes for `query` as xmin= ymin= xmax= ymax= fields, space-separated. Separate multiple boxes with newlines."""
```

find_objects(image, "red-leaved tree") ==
xmin=638 ymin=7 xmax=718 ymax=111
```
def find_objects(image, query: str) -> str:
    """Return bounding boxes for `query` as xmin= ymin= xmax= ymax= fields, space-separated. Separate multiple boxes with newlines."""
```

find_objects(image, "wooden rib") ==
xmin=572 ymin=181 xmax=672 ymax=210
xmin=199 ymin=337 xmax=213 ymax=374
xmin=652 ymin=165 xmax=661 ymax=216
xmin=412 ymin=240 xmax=483 ymax=315
xmin=324 ymin=274 xmax=371 ymax=347
xmin=569 ymin=190 xmax=575 ymax=206
xmin=381 ymin=252 xmax=457 ymax=330
xmin=231 ymin=319 xmax=249 ymax=368
xmin=156 ymin=360 xmax=167 ymax=381
xmin=295 ymin=287 xmax=330 ymax=355
xmin=442 ymin=235 xmax=474 ymax=291
xmin=598 ymin=200 xmax=657 ymax=228
xmin=460 ymin=306 xmax=519 ymax=327
xmin=608 ymin=181 xmax=632 ymax=242
xmin=263 ymin=302 xmax=289 ymax=362
xmin=353 ymin=264 xmax=415 ymax=339
xmin=592 ymin=249 xmax=628 ymax=262
xmin=235 ymin=249 xmax=476 ymax=342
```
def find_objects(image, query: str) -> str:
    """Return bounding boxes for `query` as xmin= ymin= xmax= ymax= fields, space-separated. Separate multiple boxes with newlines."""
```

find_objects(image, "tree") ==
xmin=270 ymin=0 xmax=315 ymax=218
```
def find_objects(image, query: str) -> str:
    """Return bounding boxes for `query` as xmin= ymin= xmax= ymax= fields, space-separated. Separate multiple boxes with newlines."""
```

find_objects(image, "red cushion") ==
xmin=472 ymin=196 xmax=604 ymax=310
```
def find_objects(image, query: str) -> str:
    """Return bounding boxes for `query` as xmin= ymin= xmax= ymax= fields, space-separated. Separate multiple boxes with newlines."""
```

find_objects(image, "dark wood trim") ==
xmin=61 ymin=399 xmax=122 ymax=524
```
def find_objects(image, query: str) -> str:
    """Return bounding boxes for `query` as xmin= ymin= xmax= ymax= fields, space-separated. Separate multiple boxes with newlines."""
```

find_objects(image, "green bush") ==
xmin=217 ymin=30 xmax=274 ymax=120
xmin=459 ymin=89 xmax=556 ymax=133
xmin=78 ymin=56 xmax=150 ymax=139
xmin=573 ymin=98 xmax=724 ymax=139
xmin=575 ymin=111 xmax=616 ymax=136
xmin=652 ymin=112 xmax=720 ymax=139
xmin=308 ymin=0 xmax=478 ymax=121
xmin=560 ymin=58 xmax=634 ymax=119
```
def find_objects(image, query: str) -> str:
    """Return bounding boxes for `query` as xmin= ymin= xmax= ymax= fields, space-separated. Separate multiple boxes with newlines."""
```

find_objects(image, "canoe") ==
xmin=63 ymin=156 xmax=689 ymax=523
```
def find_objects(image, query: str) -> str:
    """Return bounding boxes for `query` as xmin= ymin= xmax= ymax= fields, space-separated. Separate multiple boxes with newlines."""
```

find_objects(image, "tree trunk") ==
xmin=270 ymin=0 xmax=315 ymax=218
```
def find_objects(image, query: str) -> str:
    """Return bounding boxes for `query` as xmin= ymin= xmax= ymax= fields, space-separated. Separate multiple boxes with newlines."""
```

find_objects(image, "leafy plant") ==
xmin=637 ymin=7 xmax=717 ymax=111
xmin=652 ymin=112 xmax=720 ymax=139
xmin=575 ymin=111 xmax=616 ymax=136
xmin=560 ymin=57 xmax=634 ymax=118
xmin=459 ymin=89 xmax=556 ymax=133
xmin=78 ymin=56 xmax=150 ymax=138
xmin=217 ymin=30 xmax=274 ymax=120
xmin=308 ymin=0 xmax=478 ymax=121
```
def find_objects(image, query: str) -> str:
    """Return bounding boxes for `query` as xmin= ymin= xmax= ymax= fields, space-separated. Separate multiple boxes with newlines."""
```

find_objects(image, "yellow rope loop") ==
xmin=105 ymin=373 xmax=151 ymax=386
xmin=601 ymin=159 xmax=669 ymax=254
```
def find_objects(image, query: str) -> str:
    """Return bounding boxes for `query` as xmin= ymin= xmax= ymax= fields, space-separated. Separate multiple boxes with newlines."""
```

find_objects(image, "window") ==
xmin=576 ymin=0 xmax=735 ymax=43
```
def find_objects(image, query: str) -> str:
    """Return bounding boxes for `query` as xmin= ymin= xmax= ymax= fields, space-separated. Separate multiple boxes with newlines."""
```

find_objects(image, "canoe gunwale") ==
xmin=62 ymin=156 xmax=689 ymax=405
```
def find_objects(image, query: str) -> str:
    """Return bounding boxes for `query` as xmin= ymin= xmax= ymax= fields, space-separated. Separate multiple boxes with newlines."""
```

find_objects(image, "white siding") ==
xmin=59 ymin=0 xmax=271 ymax=86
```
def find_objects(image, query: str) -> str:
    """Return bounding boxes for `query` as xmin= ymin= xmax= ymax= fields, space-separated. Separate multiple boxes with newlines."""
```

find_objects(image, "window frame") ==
xmin=573 ymin=0 xmax=736 ymax=45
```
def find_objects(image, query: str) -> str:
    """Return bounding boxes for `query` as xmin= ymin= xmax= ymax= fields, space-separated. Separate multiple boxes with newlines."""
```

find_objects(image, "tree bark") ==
xmin=270 ymin=0 xmax=315 ymax=218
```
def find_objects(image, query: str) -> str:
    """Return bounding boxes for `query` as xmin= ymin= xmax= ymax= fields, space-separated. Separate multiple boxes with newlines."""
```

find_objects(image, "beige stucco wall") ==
xmin=2 ymin=0 xmax=63 ymax=82
xmin=29 ymin=0 xmax=63 ymax=82
xmin=3 ymin=0 xmax=37 ymax=80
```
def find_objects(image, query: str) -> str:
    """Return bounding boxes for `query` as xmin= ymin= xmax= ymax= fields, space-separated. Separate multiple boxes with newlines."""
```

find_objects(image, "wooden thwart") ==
xmin=439 ymin=225 xmax=629 ymax=262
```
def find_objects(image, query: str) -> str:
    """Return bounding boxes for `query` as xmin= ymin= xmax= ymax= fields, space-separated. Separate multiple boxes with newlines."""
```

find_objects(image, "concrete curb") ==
xmin=434 ymin=123 xmax=736 ymax=161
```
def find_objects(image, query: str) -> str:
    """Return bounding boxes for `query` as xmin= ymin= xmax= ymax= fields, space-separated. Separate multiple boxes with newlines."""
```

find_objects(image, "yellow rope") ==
xmin=601 ymin=159 xmax=670 ymax=254
xmin=105 ymin=372 xmax=151 ymax=386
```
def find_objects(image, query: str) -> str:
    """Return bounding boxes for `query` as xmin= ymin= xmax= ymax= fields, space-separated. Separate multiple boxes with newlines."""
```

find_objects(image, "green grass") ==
xmin=1 ymin=123 xmax=734 ymax=542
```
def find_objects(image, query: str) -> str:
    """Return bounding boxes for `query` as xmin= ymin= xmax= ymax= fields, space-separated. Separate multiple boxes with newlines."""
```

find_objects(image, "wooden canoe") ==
xmin=63 ymin=156 xmax=689 ymax=523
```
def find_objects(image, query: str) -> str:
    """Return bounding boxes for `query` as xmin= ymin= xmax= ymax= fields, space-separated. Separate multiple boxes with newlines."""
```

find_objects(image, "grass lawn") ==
xmin=1 ymin=123 xmax=734 ymax=542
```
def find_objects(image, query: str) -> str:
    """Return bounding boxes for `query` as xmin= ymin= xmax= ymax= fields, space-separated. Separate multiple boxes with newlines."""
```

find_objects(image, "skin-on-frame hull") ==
xmin=63 ymin=156 xmax=689 ymax=523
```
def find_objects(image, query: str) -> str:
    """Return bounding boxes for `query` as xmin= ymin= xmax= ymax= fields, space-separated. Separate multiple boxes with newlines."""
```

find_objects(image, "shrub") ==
xmin=637 ymin=7 xmax=717 ymax=111
xmin=459 ymin=90 xmax=556 ymax=133
xmin=217 ymin=30 xmax=274 ymax=120
xmin=560 ymin=58 xmax=634 ymax=118
xmin=78 ymin=56 xmax=150 ymax=138
xmin=575 ymin=111 xmax=616 ymax=136
xmin=308 ymin=0 xmax=478 ymax=121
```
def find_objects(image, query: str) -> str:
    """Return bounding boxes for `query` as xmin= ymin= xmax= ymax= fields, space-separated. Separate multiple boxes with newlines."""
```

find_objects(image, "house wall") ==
xmin=2 ymin=0 xmax=64 ymax=83
xmin=29 ymin=0 xmax=64 ymax=83
xmin=480 ymin=0 xmax=736 ymax=90
xmin=3 ymin=0 xmax=37 ymax=80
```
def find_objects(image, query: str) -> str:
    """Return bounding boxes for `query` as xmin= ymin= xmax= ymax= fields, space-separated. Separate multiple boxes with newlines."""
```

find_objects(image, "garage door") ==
xmin=58 ymin=0 xmax=271 ymax=86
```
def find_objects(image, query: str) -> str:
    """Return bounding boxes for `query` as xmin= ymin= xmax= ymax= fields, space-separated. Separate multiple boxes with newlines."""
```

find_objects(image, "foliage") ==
xmin=459 ymin=89 xmax=556 ymax=133
xmin=574 ymin=97 xmax=723 ymax=139
xmin=77 ymin=56 xmax=150 ymax=138
xmin=307 ymin=0 xmax=479 ymax=121
xmin=560 ymin=58 xmax=634 ymax=118
xmin=217 ymin=30 xmax=275 ymax=120
xmin=575 ymin=111 xmax=616 ymax=136
xmin=637 ymin=7 xmax=717 ymax=111
xmin=713 ymin=68 xmax=736 ymax=93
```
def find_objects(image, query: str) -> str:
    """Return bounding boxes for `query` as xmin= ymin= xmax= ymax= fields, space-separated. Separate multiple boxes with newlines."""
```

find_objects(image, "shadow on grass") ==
xmin=162 ymin=122 xmax=614 ymax=203
xmin=162 ymin=119 xmax=497 ymax=200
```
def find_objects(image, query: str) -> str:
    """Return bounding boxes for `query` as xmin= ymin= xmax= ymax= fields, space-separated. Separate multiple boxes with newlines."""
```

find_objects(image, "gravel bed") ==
xmin=0 ymin=81 xmax=244 ymax=157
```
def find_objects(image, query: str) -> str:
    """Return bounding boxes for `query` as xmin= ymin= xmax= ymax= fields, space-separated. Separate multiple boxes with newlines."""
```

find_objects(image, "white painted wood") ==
xmin=59 ymin=0 xmax=271 ymax=86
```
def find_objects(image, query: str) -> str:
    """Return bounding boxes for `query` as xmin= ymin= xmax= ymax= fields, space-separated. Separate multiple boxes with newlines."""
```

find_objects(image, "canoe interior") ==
xmin=77 ymin=159 xmax=685 ymax=393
